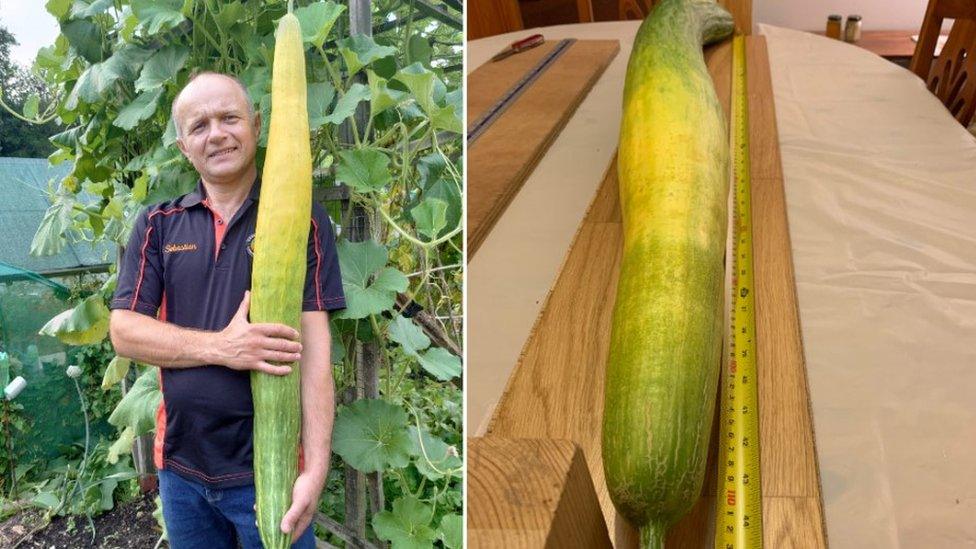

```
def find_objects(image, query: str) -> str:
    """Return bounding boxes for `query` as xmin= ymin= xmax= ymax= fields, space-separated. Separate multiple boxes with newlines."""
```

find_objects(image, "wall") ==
xmin=754 ymin=0 xmax=929 ymax=31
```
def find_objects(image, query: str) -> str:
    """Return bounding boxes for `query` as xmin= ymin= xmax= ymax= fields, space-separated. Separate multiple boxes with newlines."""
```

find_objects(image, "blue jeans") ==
xmin=158 ymin=469 xmax=315 ymax=549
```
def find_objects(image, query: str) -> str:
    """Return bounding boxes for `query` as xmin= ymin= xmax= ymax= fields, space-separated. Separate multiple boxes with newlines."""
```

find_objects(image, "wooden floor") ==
xmin=479 ymin=36 xmax=828 ymax=547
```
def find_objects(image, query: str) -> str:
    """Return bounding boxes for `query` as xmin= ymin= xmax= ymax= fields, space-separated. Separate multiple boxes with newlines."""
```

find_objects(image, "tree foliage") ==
xmin=0 ymin=26 xmax=61 ymax=157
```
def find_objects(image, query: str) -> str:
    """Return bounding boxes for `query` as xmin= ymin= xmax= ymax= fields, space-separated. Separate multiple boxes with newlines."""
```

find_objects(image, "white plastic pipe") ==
xmin=4 ymin=376 xmax=26 ymax=401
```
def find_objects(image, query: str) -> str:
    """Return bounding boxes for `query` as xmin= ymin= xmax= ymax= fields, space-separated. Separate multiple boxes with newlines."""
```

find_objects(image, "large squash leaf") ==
xmin=39 ymin=294 xmax=110 ymax=346
xmin=332 ymin=399 xmax=410 ymax=473
xmin=371 ymin=495 xmax=436 ymax=549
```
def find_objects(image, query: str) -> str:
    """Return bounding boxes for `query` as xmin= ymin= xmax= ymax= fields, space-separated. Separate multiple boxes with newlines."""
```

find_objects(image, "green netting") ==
xmin=0 ymin=157 xmax=115 ymax=274
xmin=0 ymin=264 xmax=111 ymax=471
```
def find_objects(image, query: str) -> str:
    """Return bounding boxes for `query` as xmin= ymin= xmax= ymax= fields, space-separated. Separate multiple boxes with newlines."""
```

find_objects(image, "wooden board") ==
xmin=478 ymin=36 xmax=827 ymax=547
xmin=468 ymin=438 xmax=613 ymax=548
xmin=467 ymin=39 xmax=619 ymax=259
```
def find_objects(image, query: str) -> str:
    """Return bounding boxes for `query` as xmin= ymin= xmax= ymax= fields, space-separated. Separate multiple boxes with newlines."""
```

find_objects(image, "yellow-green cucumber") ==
xmin=602 ymin=1 xmax=734 ymax=547
xmin=250 ymin=7 xmax=312 ymax=549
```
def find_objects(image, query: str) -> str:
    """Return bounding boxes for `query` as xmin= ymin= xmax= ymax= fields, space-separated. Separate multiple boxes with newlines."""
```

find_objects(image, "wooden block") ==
xmin=763 ymin=497 xmax=828 ymax=548
xmin=467 ymin=40 xmax=619 ymax=258
xmin=468 ymin=438 xmax=613 ymax=548
xmin=745 ymin=38 xmax=784 ymax=183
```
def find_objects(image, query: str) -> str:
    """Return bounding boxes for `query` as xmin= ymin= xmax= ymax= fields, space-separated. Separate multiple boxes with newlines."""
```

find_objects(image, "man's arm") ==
xmin=280 ymin=309 xmax=334 ymax=540
xmin=110 ymin=291 xmax=301 ymax=375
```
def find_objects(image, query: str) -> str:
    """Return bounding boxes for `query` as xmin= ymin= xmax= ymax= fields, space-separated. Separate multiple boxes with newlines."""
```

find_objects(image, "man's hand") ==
xmin=217 ymin=291 xmax=302 ymax=376
xmin=280 ymin=470 xmax=326 ymax=542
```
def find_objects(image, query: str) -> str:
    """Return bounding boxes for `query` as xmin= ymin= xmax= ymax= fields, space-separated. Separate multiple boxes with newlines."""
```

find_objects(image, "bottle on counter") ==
xmin=844 ymin=15 xmax=863 ymax=43
xmin=826 ymin=14 xmax=843 ymax=39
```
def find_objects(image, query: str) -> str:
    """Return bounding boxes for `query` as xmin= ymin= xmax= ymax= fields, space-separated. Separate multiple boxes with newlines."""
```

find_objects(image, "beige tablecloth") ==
xmin=759 ymin=23 xmax=976 ymax=547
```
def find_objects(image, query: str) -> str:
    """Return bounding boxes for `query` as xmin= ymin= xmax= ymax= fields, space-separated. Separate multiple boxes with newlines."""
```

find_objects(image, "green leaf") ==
xmin=395 ymin=63 xmax=435 ymax=114
xmin=373 ymin=268 xmax=409 ymax=293
xmin=335 ymin=240 xmax=408 ymax=320
xmin=23 ymin=94 xmax=40 ymax=119
xmin=132 ymin=173 xmax=149 ymax=203
xmin=293 ymin=1 xmax=345 ymax=48
xmin=101 ymin=355 xmax=132 ymax=390
xmin=135 ymin=45 xmax=189 ymax=92
xmin=38 ymin=294 xmax=110 ymax=346
xmin=107 ymin=426 xmax=135 ymax=464
xmin=240 ymin=65 xmax=271 ymax=102
xmin=367 ymin=70 xmax=407 ymax=119
xmin=416 ymin=153 xmax=447 ymax=189
xmin=422 ymin=179 xmax=461 ymax=237
xmin=62 ymin=19 xmax=102 ymax=62
xmin=338 ymin=35 xmax=397 ymax=75
xmin=108 ymin=43 xmax=155 ymax=81
xmin=32 ymin=492 xmax=61 ymax=510
xmin=438 ymin=514 xmax=463 ymax=549
xmin=431 ymin=103 xmax=462 ymax=134
xmin=46 ymin=0 xmax=71 ymax=19
xmin=330 ymin=333 xmax=345 ymax=365
xmin=258 ymin=93 xmax=271 ymax=147
xmin=71 ymin=0 xmax=115 ymax=19
xmin=409 ymin=426 xmax=461 ymax=480
xmin=323 ymin=83 xmax=369 ymax=125
xmin=113 ymin=88 xmax=163 ymax=130
xmin=417 ymin=347 xmax=461 ymax=381
xmin=153 ymin=495 xmax=168 ymax=539
xmin=99 ymin=478 xmax=119 ymax=511
xmin=371 ymin=496 xmax=437 ymax=549
xmin=387 ymin=315 xmax=430 ymax=356
xmin=214 ymin=1 xmax=245 ymax=32
xmin=162 ymin=117 xmax=178 ymax=147
xmin=66 ymin=45 xmax=154 ymax=109
xmin=306 ymin=81 xmax=336 ymax=130
xmin=332 ymin=399 xmax=411 ymax=473
xmin=35 ymin=45 xmax=63 ymax=72
xmin=30 ymin=196 xmax=75 ymax=257
xmin=335 ymin=148 xmax=391 ymax=193
xmin=108 ymin=368 xmax=161 ymax=436
xmin=410 ymin=198 xmax=447 ymax=240
xmin=131 ymin=0 xmax=186 ymax=35
xmin=407 ymin=33 xmax=433 ymax=67
xmin=121 ymin=8 xmax=140 ymax=41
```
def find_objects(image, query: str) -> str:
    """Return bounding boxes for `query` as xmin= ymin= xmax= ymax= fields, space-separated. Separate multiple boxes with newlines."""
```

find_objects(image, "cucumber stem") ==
xmin=640 ymin=523 xmax=666 ymax=549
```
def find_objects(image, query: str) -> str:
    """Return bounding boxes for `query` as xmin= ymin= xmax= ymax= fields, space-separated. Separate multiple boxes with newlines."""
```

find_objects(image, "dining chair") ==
xmin=910 ymin=0 xmax=976 ymax=127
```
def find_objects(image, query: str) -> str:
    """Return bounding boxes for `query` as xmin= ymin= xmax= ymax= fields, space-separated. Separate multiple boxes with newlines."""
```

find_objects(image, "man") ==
xmin=109 ymin=72 xmax=345 ymax=549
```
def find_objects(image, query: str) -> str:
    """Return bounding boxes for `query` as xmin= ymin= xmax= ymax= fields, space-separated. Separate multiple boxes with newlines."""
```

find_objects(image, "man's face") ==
xmin=174 ymin=74 xmax=260 ymax=185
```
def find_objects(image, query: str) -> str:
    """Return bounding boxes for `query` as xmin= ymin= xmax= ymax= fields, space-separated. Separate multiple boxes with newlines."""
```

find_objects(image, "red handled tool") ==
xmin=491 ymin=34 xmax=545 ymax=62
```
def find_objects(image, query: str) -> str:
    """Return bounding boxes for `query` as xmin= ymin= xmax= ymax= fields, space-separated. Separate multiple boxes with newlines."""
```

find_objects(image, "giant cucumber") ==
xmin=250 ymin=8 xmax=312 ymax=549
xmin=602 ymin=1 xmax=734 ymax=547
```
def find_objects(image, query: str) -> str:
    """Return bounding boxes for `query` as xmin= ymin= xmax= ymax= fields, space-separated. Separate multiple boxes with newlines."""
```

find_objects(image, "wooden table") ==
xmin=470 ymin=34 xmax=827 ymax=548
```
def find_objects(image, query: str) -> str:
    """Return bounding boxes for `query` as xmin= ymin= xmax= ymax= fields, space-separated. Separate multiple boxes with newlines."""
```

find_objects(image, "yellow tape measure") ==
xmin=715 ymin=35 xmax=763 ymax=549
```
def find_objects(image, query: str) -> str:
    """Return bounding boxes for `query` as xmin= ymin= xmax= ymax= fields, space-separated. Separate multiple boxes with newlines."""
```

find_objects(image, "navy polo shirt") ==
xmin=110 ymin=178 xmax=345 ymax=488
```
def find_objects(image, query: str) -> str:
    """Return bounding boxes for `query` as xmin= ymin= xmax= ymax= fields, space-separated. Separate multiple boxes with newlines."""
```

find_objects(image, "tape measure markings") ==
xmin=467 ymin=39 xmax=577 ymax=145
xmin=715 ymin=35 xmax=764 ymax=549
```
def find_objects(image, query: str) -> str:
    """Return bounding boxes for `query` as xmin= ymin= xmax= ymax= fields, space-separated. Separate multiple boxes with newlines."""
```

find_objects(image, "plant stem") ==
xmin=640 ymin=523 xmax=666 ymax=549
xmin=376 ymin=205 xmax=460 ymax=249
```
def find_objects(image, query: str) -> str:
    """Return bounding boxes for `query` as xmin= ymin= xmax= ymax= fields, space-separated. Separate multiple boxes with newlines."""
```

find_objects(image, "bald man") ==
xmin=110 ymin=72 xmax=346 ymax=549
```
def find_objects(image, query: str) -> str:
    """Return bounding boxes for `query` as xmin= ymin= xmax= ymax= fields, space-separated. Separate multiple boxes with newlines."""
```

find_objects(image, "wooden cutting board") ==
xmin=476 ymin=36 xmax=828 ymax=548
xmin=467 ymin=39 xmax=619 ymax=259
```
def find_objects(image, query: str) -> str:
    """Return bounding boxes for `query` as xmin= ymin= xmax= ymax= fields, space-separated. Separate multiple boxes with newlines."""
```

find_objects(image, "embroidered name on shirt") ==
xmin=164 ymin=243 xmax=198 ymax=254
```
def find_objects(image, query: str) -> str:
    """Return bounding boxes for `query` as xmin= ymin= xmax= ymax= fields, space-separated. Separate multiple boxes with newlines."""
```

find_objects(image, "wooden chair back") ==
xmin=910 ymin=0 xmax=976 ymax=127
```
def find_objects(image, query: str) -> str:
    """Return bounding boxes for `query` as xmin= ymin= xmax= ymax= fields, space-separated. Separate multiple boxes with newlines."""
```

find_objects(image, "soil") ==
xmin=0 ymin=491 xmax=167 ymax=549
